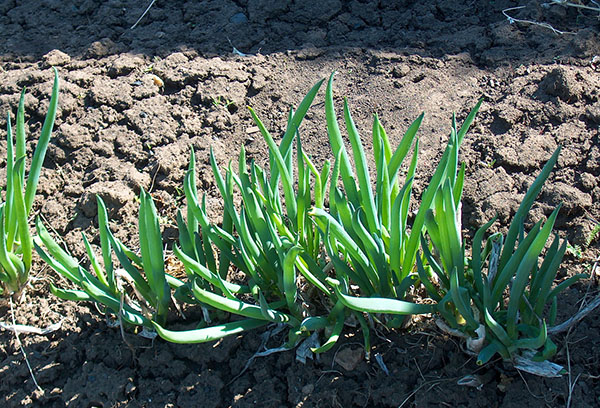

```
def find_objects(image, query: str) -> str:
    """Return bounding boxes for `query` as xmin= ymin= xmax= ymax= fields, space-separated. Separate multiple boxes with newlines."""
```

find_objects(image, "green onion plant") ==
xmin=309 ymin=74 xmax=482 ymax=350
xmin=0 ymin=68 xmax=59 ymax=296
xmin=34 ymin=191 xmax=185 ymax=329
xmin=21 ymin=69 xmax=585 ymax=374
xmin=153 ymin=79 xmax=338 ymax=346
xmin=420 ymin=146 xmax=586 ymax=364
xmin=155 ymin=74 xmax=484 ymax=356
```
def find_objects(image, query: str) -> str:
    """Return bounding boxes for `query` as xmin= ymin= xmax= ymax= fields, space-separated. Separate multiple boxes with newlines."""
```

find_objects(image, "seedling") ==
xmin=0 ymin=68 xmax=59 ymax=296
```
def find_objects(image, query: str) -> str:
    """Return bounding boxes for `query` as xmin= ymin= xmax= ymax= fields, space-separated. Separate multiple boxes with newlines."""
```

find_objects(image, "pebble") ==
xmin=87 ymin=38 xmax=119 ymax=57
xmin=246 ymin=126 xmax=260 ymax=134
xmin=334 ymin=347 xmax=363 ymax=371
xmin=392 ymin=64 xmax=410 ymax=78
xmin=229 ymin=13 xmax=248 ymax=24
xmin=302 ymin=384 xmax=314 ymax=395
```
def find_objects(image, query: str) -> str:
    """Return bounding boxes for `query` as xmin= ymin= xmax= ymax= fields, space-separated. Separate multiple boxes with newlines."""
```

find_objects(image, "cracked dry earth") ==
xmin=1 ymin=0 xmax=600 ymax=407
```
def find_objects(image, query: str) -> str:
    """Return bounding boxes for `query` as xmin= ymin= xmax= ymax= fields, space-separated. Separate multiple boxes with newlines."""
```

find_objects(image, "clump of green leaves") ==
xmin=154 ymin=74 xmax=483 ymax=356
xmin=310 ymin=76 xmax=482 ymax=350
xmin=420 ymin=146 xmax=586 ymax=368
xmin=585 ymin=222 xmax=600 ymax=247
xmin=35 ymin=191 xmax=186 ymax=330
xmin=0 ymin=68 xmax=59 ymax=296
xmin=153 ymin=79 xmax=334 ymax=346
xmin=30 ymin=70 xmax=581 ymax=373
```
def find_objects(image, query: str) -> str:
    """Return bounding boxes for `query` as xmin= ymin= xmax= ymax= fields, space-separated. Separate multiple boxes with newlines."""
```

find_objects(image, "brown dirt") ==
xmin=1 ymin=1 xmax=600 ymax=407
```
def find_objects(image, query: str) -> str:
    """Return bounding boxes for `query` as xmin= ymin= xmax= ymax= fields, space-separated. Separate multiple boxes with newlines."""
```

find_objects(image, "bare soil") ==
xmin=1 ymin=1 xmax=600 ymax=407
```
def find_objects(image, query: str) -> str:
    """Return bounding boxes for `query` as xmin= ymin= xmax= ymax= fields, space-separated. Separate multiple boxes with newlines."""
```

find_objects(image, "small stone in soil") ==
xmin=230 ymin=13 xmax=248 ymax=24
xmin=302 ymin=384 xmax=315 ymax=395
xmin=334 ymin=347 xmax=363 ymax=371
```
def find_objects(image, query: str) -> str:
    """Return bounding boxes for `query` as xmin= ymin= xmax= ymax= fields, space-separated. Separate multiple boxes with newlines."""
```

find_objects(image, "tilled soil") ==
xmin=1 ymin=1 xmax=600 ymax=407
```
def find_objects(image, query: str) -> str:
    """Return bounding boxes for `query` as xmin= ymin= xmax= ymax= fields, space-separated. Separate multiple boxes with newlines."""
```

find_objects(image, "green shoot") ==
xmin=0 ymin=68 xmax=59 ymax=296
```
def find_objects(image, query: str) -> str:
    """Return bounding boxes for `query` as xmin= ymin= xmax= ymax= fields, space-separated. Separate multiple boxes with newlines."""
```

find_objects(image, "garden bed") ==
xmin=1 ymin=1 xmax=600 ymax=406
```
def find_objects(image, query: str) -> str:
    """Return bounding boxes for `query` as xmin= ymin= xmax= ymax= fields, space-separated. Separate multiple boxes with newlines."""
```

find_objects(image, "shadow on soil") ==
xmin=1 ymin=0 xmax=600 ymax=65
